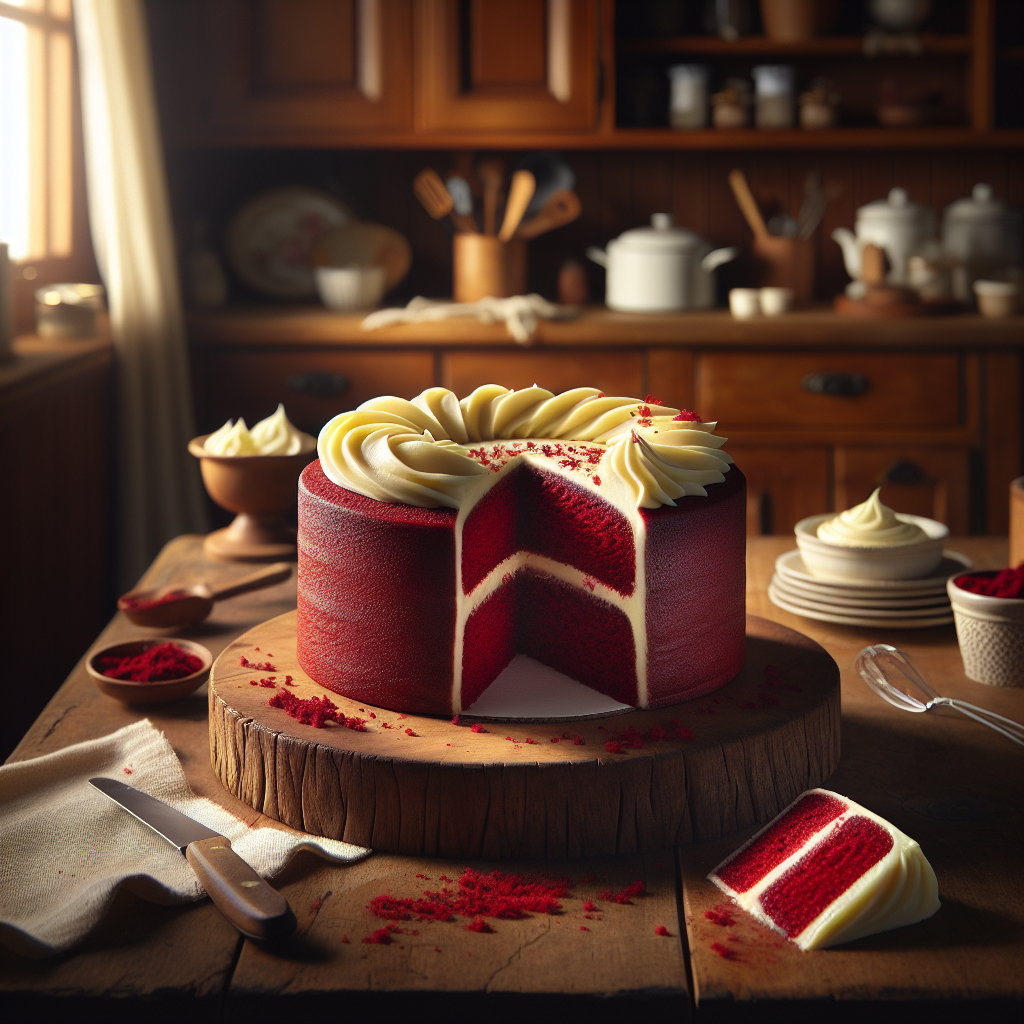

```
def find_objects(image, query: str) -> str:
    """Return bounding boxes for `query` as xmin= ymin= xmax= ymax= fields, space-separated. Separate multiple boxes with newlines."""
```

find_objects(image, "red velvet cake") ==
xmin=297 ymin=385 xmax=746 ymax=715
xmin=709 ymin=788 xmax=940 ymax=950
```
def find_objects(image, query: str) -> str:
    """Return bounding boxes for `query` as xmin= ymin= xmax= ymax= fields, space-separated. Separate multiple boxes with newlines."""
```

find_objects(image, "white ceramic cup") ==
xmin=759 ymin=286 xmax=795 ymax=315
xmin=315 ymin=265 xmax=387 ymax=311
xmin=973 ymin=279 xmax=1019 ymax=319
xmin=729 ymin=287 xmax=761 ymax=319
xmin=947 ymin=577 xmax=1024 ymax=687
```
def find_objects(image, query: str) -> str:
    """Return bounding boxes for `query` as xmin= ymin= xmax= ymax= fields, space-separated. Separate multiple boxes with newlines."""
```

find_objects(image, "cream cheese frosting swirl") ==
xmin=318 ymin=385 xmax=733 ymax=509
xmin=205 ymin=404 xmax=315 ymax=456
xmin=816 ymin=487 xmax=927 ymax=548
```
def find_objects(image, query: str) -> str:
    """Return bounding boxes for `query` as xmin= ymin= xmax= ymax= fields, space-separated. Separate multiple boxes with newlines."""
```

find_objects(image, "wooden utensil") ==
xmin=413 ymin=168 xmax=454 ymax=220
xmin=515 ymin=189 xmax=582 ymax=240
xmin=497 ymin=170 xmax=535 ymax=242
xmin=87 ymin=638 xmax=213 ymax=705
xmin=728 ymin=168 xmax=769 ymax=239
xmin=477 ymin=159 xmax=504 ymax=236
xmin=119 ymin=563 xmax=293 ymax=629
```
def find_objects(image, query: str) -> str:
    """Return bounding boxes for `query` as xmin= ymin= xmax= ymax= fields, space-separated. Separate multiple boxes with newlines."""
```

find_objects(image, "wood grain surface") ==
xmin=208 ymin=612 xmax=840 ymax=858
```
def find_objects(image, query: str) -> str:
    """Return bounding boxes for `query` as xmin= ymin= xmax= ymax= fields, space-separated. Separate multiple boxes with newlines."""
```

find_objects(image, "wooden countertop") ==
xmin=187 ymin=305 xmax=1024 ymax=350
xmin=1 ymin=535 xmax=1020 ymax=1021
xmin=0 ymin=334 xmax=112 ymax=401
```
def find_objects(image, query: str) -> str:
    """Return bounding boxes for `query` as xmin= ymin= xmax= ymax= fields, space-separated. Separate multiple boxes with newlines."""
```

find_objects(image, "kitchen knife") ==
xmin=89 ymin=777 xmax=296 ymax=941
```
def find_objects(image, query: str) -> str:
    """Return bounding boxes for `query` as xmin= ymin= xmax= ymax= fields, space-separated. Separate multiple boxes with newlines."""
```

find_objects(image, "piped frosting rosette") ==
xmin=317 ymin=385 xmax=733 ymax=509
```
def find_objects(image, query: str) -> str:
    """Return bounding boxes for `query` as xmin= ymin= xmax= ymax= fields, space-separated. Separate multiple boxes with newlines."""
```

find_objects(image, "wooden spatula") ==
xmin=515 ymin=189 xmax=582 ymax=240
xmin=414 ymin=168 xmax=454 ymax=220
xmin=728 ymin=168 xmax=769 ymax=240
xmin=498 ymin=170 xmax=536 ymax=242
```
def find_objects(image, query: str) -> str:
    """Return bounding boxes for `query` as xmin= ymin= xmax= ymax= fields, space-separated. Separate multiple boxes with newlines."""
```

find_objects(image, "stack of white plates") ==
xmin=768 ymin=549 xmax=972 ymax=629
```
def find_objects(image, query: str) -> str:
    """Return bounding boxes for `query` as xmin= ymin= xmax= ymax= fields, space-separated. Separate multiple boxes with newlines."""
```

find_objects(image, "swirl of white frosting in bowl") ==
xmin=816 ymin=488 xmax=928 ymax=548
xmin=205 ymin=404 xmax=315 ymax=456
xmin=317 ymin=385 xmax=733 ymax=510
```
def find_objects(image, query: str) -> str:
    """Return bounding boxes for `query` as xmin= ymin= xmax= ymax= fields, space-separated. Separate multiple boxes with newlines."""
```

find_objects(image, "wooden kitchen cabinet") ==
xmin=415 ymin=0 xmax=599 ymax=133
xmin=728 ymin=446 xmax=830 ymax=536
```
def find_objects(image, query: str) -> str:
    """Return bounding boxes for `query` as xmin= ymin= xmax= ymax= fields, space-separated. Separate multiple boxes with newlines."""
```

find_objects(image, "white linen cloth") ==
xmin=362 ymin=294 xmax=576 ymax=343
xmin=0 ymin=720 xmax=369 ymax=958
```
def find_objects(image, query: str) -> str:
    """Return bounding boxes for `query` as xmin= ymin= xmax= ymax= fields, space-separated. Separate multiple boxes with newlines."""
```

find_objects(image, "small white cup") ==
xmin=759 ymin=286 xmax=795 ymax=316
xmin=729 ymin=288 xmax=761 ymax=319
xmin=315 ymin=265 xmax=387 ymax=311
xmin=973 ymin=279 xmax=1019 ymax=319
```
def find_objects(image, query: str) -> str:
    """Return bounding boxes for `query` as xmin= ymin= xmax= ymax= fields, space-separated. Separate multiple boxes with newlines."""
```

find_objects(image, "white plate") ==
xmin=769 ymin=574 xmax=953 ymax=610
xmin=226 ymin=187 xmax=354 ymax=298
xmin=768 ymin=582 xmax=954 ymax=629
xmin=769 ymin=576 xmax=950 ymax=618
xmin=774 ymin=549 xmax=971 ymax=595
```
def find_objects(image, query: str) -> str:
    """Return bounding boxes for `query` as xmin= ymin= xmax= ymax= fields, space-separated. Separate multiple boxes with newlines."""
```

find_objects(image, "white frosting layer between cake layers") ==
xmin=709 ymin=788 xmax=940 ymax=951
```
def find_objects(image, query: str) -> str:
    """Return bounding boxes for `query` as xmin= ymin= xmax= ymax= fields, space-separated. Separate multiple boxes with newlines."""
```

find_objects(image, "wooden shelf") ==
xmin=618 ymin=34 xmax=972 ymax=57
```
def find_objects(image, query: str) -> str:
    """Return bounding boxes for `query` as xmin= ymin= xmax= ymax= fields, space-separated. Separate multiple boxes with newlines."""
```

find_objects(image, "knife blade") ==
xmin=89 ymin=777 xmax=296 ymax=941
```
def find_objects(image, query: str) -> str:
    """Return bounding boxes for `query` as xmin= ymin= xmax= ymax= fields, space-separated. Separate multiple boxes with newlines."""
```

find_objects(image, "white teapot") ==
xmin=942 ymin=184 xmax=1023 ymax=301
xmin=831 ymin=187 xmax=936 ymax=287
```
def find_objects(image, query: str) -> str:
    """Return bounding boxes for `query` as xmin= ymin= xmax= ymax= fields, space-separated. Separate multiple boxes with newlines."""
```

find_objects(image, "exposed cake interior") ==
xmin=708 ymin=788 xmax=940 ymax=950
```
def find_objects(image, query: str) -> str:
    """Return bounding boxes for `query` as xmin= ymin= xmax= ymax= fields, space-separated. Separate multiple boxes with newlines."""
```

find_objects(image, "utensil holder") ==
xmin=453 ymin=234 xmax=527 ymax=303
xmin=947 ymin=579 xmax=1024 ymax=687
xmin=753 ymin=236 xmax=815 ymax=306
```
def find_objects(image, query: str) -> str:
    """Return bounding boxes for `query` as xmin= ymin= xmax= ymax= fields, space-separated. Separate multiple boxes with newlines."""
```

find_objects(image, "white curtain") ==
xmin=74 ymin=0 xmax=207 ymax=590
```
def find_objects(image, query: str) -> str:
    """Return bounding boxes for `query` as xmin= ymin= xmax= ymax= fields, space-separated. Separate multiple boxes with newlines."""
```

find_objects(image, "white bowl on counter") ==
xmin=795 ymin=512 xmax=949 ymax=581
xmin=315 ymin=264 xmax=387 ymax=311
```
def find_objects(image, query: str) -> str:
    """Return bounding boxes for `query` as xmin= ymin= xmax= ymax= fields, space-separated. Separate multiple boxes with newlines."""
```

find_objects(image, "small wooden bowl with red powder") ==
xmin=86 ymin=638 xmax=213 ymax=704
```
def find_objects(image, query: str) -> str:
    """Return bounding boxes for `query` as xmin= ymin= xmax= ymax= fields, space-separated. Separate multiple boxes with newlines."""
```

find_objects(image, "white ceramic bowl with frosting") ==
xmin=795 ymin=489 xmax=948 ymax=581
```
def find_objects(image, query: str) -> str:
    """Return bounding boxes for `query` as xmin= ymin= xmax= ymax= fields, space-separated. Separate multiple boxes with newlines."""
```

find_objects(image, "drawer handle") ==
xmin=287 ymin=372 xmax=349 ymax=398
xmin=800 ymin=372 xmax=868 ymax=398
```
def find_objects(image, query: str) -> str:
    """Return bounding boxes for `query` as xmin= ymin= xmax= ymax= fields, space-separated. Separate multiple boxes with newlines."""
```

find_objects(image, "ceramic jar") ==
xmin=947 ymin=577 xmax=1024 ymax=687
xmin=942 ymin=184 xmax=1023 ymax=301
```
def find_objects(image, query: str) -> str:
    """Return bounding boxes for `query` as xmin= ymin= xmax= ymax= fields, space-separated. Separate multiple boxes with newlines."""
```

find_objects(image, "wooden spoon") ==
xmin=477 ymin=159 xmax=505 ymax=236
xmin=413 ymin=168 xmax=454 ymax=220
xmin=498 ymin=170 xmax=536 ymax=242
xmin=515 ymin=189 xmax=582 ymax=240
xmin=118 ymin=563 xmax=292 ymax=629
xmin=728 ymin=168 xmax=769 ymax=240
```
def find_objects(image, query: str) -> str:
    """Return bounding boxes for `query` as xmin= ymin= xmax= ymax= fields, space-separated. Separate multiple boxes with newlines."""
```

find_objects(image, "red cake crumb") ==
xmin=580 ymin=926 xmax=590 ymax=931
xmin=715 ymin=792 xmax=848 ymax=894
xmin=362 ymin=928 xmax=394 ymax=945
xmin=404 ymin=728 xmax=418 ymax=736
xmin=582 ymin=900 xmax=597 ymax=912
xmin=704 ymin=906 xmax=735 ymax=927
xmin=673 ymin=410 xmax=702 ymax=422
xmin=760 ymin=816 xmax=894 ymax=938
xmin=463 ymin=919 xmax=494 ymax=933
xmin=573 ymin=735 xmax=585 ymax=745
xmin=599 ymin=881 xmax=646 ymax=905
xmin=711 ymin=941 xmax=738 ymax=960
xmin=655 ymin=926 xmax=671 ymax=936
xmin=267 ymin=689 xmax=366 ymax=731
xmin=605 ymin=741 xmax=623 ymax=754
xmin=451 ymin=715 xmax=460 ymax=725
xmin=954 ymin=564 xmax=1024 ymax=599
xmin=470 ymin=723 xmax=487 ymax=733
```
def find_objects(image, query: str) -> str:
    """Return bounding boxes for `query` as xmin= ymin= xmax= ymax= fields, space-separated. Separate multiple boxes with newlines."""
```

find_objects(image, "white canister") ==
xmin=587 ymin=214 xmax=738 ymax=312
xmin=668 ymin=64 xmax=709 ymax=129
xmin=943 ymin=184 xmax=1024 ymax=301
xmin=752 ymin=65 xmax=795 ymax=128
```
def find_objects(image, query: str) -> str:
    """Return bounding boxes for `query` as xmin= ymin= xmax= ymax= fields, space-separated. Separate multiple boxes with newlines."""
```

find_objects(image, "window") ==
xmin=0 ymin=0 xmax=95 ymax=331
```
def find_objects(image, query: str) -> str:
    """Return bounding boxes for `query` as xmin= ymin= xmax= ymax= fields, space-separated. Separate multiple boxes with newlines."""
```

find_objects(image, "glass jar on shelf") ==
xmin=752 ymin=65 xmax=796 ymax=128
xmin=667 ymin=64 xmax=709 ymax=129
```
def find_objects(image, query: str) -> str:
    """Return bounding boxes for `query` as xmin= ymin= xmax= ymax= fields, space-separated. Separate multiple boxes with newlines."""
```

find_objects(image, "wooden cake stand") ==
xmin=209 ymin=612 xmax=840 ymax=859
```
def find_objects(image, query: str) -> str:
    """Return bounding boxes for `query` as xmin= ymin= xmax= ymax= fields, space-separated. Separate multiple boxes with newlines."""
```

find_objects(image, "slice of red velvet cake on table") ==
xmin=297 ymin=385 xmax=746 ymax=715
xmin=709 ymin=788 xmax=940 ymax=950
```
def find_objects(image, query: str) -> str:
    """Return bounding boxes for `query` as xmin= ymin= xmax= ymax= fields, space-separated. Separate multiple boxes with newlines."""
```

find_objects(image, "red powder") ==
xmin=760 ymin=816 xmax=894 ymax=938
xmin=711 ymin=941 xmax=738 ymax=960
xmin=95 ymin=642 xmax=202 ymax=683
xmin=267 ymin=689 xmax=366 ymax=731
xmin=599 ymin=881 xmax=646 ymax=905
xmin=655 ymin=926 xmax=671 ymax=937
xmin=703 ymin=906 xmax=735 ymax=927
xmin=954 ymin=565 xmax=1024 ymax=599
xmin=119 ymin=588 xmax=191 ymax=612
xmin=715 ymin=792 xmax=848 ymax=894
xmin=463 ymin=919 xmax=494 ymax=933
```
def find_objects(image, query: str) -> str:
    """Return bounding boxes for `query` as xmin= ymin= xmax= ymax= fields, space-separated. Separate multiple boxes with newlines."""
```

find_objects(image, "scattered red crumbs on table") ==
xmin=404 ymin=728 xmax=418 ymax=737
xmin=96 ymin=642 xmax=202 ymax=683
xmin=416 ymin=874 xmax=430 ymax=880
xmin=582 ymin=900 xmax=597 ymax=912
xmin=599 ymin=881 xmax=646 ymax=905
xmin=434 ymin=946 xmax=441 ymax=952
xmin=451 ymin=715 xmax=460 ymax=725
xmin=580 ymin=926 xmax=590 ymax=931
xmin=954 ymin=564 xmax=1024 ymax=599
xmin=398 ymin=714 xmax=408 ymax=719
xmin=310 ymin=898 xmax=323 ymax=913
xmin=369 ymin=711 xmax=376 ymax=718
xmin=704 ymin=906 xmax=735 ymax=927
xmin=341 ymin=934 xmax=350 ymax=943
xmin=268 ymin=689 xmax=366 ymax=730
xmin=438 ymin=875 xmax=451 ymax=882
xmin=711 ymin=941 xmax=739 ymax=960
xmin=551 ymin=737 xmax=560 ymax=743
xmin=122 ymin=767 xmax=132 ymax=775
xmin=471 ymin=723 xmax=486 ymax=733
xmin=655 ymin=926 xmax=671 ymax=936
xmin=605 ymin=741 xmax=623 ymax=754
xmin=238 ymin=655 xmax=276 ymax=672
xmin=573 ymin=734 xmax=585 ymax=745
xmin=463 ymin=919 xmax=494 ymax=933
xmin=283 ymin=675 xmax=296 ymax=687
xmin=362 ymin=928 xmax=394 ymax=945
xmin=525 ymin=737 xmax=537 ymax=744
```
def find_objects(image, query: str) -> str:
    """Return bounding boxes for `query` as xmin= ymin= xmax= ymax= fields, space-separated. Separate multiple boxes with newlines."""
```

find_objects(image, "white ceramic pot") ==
xmin=947 ymin=577 xmax=1024 ymax=687
xmin=795 ymin=512 xmax=948 ymax=581
xmin=587 ymin=214 xmax=738 ymax=312
xmin=943 ymin=184 xmax=1024 ymax=301
xmin=315 ymin=265 xmax=387 ymax=310
xmin=831 ymin=187 xmax=937 ymax=287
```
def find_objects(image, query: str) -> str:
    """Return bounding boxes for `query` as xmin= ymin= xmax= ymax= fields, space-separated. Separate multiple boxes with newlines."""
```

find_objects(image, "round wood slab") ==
xmin=209 ymin=612 xmax=840 ymax=859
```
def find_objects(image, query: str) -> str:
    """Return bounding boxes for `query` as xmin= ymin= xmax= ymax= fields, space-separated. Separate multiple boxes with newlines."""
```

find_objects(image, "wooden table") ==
xmin=2 ymin=535 xmax=1020 ymax=1022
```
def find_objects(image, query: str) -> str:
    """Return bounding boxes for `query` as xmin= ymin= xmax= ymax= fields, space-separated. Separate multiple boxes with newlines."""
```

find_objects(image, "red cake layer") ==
xmin=715 ymin=792 xmax=849 ymax=894
xmin=297 ymin=458 xmax=746 ymax=714
xmin=759 ymin=816 xmax=894 ymax=937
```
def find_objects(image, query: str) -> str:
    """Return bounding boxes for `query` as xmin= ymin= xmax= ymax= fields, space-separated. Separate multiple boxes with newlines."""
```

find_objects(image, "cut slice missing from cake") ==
xmin=708 ymin=788 xmax=941 ymax=950
xmin=297 ymin=385 xmax=747 ymax=715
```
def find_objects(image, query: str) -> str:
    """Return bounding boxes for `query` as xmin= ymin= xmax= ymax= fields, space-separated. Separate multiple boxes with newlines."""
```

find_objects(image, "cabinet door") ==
xmin=835 ymin=446 xmax=971 ymax=535
xmin=729 ymin=446 xmax=830 ymax=536
xmin=206 ymin=0 xmax=413 ymax=138
xmin=416 ymin=0 xmax=598 ymax=132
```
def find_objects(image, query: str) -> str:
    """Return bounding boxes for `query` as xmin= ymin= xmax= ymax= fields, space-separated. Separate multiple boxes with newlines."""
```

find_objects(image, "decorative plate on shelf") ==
xmin=226 ymin=187 xmax=354 ymax=298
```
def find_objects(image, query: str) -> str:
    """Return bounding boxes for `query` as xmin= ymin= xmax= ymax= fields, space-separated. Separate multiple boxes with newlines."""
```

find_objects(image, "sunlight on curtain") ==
xmin=74 ymin=0 xmax=207 ymax=590
xmin=0 ymin=17 xmax=31 ymax=258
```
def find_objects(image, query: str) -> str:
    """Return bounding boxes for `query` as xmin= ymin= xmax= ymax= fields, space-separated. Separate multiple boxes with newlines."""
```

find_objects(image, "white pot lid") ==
xmin=857 ymin=187 xmax=932 ymax=223
xmin=612 ymin=213 xmax=708 ymax=254
xmin=944 ymin=183 xmax=1020 ymax=224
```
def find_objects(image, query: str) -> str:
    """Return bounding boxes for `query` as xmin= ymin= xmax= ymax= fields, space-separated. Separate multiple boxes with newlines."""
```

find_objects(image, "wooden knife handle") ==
xmin=186 ymin=837 xmax=296 ymax=941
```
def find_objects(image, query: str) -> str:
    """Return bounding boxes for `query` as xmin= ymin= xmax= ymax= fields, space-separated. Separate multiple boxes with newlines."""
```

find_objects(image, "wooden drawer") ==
xmin=729 ymin=446 xmax=829 ymax=536
xmin=695 ymin=353 xmax=961 ymax=430
xmin=193 ymin=348 xmax=435 ymax=436
xmin=441 ymin=350 xmax=644 ymax=399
